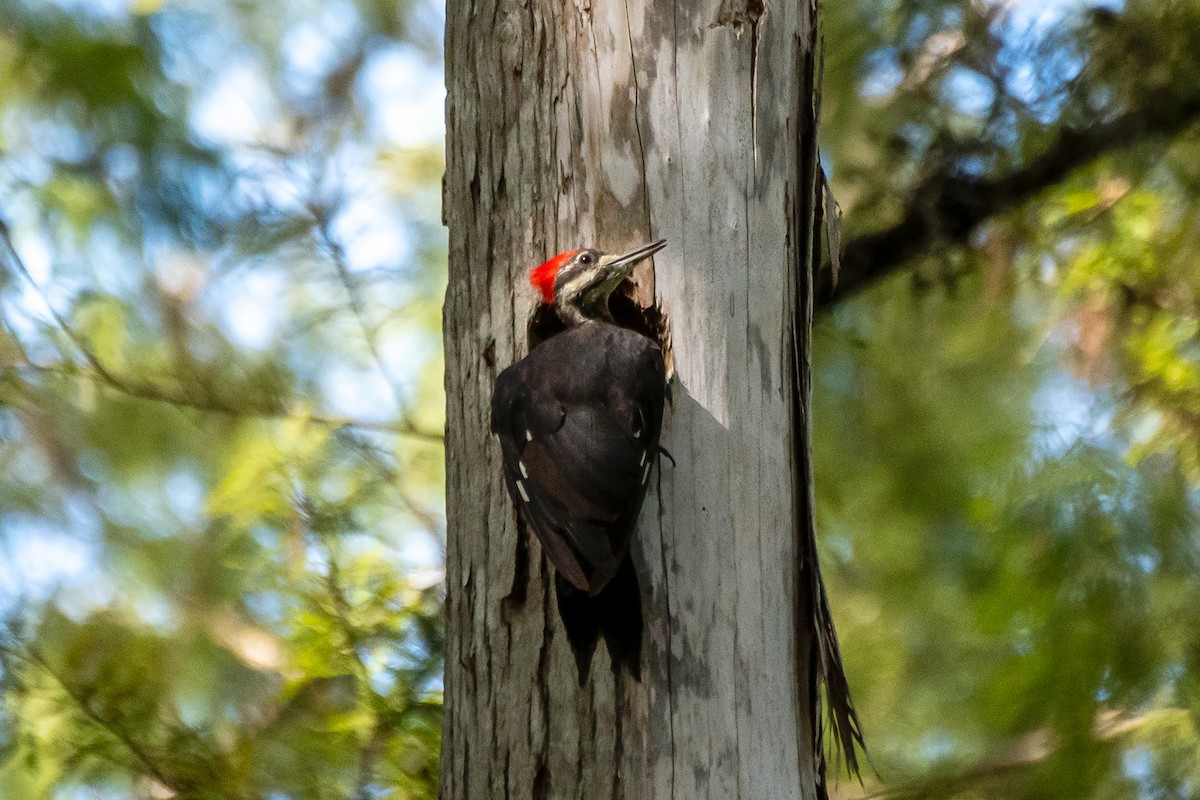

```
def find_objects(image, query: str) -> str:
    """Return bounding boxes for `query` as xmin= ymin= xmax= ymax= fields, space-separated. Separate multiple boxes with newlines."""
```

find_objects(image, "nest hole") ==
xmin=526 ymin=279 xmax=674 ymax=379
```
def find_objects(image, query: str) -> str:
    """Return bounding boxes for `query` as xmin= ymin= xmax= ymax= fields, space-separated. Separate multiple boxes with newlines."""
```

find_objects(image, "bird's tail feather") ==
xmin=554 ymin=557 xmax=643 ymax=684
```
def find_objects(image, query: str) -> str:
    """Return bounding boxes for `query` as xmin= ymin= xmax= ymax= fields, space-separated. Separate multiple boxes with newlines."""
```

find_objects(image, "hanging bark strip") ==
xmin=788 ymin=23 xmax=866 ymax=798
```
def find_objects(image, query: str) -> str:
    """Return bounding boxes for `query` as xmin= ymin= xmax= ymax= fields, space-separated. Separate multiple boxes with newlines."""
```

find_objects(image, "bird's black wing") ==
xmin=491 ymin=328 xmax=665 ymax=593
xmin=492 ymin=363 xmax=590 ymax=590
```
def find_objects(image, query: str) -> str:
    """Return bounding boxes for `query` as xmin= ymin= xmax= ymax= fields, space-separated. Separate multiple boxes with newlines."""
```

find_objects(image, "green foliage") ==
xmin=816 ymin=0 xmax=1200 ymax=796
xmin=0 ymin=0 xmax=445 ymax=797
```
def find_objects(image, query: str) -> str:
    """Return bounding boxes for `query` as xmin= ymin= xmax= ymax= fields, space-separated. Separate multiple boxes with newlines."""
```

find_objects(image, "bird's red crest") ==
xmin=530 ymin=250 xmax=579 ymax=303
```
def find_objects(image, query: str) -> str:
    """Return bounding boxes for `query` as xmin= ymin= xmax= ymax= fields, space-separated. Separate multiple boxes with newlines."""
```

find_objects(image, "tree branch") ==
xmin=818 ymin=90 xmax=1200 ymax=310
xmin=13 ymin=360 xmax=442 ymax=435
xmin=335 ymin=427 xmax=444 ymax=533
xmin=0 ymin=640 xmax=182 ymax=794
xmin=0 ymin=220 xmax=442 ymax=441
xmin=840 ymin=709 xmax=1182 ymax=800
xmin=307 ymin=195 xmax=438 ymax=443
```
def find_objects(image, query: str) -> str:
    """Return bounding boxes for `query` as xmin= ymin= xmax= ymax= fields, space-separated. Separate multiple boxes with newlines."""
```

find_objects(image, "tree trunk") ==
xmin=441 ymin=1 xmax=827 ymax=798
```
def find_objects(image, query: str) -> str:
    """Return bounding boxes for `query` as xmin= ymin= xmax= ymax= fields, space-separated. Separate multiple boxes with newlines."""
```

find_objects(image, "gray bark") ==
xmin=441 ymin=1 xmax=826 ymax=797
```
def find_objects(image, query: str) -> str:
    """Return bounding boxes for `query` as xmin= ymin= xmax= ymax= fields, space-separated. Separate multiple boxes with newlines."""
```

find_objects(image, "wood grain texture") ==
xmin=442 ymin=1 xmax=823 ymax=797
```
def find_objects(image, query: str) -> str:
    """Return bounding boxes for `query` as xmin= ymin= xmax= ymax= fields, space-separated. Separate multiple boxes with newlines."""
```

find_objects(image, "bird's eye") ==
xmin=580 ymin=253 xmax=593 ymax=264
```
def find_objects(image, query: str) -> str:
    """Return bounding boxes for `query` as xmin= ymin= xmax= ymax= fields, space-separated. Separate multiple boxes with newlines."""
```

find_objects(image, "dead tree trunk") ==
xmin=442 ymin=1 xmax=837 ymax=797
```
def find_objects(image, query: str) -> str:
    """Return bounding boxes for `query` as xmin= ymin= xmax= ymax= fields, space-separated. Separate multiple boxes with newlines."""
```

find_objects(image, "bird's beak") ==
xmin=599 ymin=239 xmax=667 ymax=277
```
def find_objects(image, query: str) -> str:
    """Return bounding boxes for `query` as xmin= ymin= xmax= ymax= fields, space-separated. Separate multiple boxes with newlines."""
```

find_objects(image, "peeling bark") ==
xmin=442 ymin=1 xmax=829 ymax=797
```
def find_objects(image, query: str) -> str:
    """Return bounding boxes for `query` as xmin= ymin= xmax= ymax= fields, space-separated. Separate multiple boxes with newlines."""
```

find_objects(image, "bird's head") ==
xmin=530 ymin=240 xmax=666 ymax=324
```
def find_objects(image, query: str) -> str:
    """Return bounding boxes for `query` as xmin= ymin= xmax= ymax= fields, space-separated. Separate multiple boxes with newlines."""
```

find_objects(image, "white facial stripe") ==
xmin=519 ymin=461 xmax=528 ymax=478
xmin=557 ymin=273 xmax=596 ymax=301
xmin=516 ymin=480 xmax=530 ymax=502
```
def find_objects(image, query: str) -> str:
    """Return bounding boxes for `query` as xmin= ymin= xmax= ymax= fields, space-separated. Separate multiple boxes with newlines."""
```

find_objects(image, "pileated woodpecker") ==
xmin=491 ymin=240 xmax=668 ymax=681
